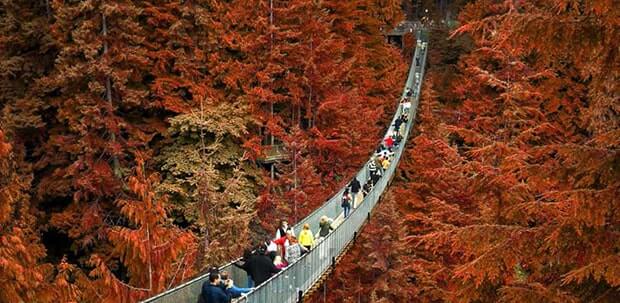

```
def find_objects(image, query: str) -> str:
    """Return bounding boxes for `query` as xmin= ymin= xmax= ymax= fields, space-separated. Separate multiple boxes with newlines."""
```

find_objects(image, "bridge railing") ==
xmin=141 ymin=29 xmax=428 ymax=303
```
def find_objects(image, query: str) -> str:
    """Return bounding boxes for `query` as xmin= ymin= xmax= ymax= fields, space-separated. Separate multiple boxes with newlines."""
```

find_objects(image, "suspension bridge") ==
xmin=142 ymin=28 xmax=429 ymax=303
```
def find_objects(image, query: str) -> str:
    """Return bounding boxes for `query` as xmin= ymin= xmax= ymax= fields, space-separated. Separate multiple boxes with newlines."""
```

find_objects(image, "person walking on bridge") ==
xmin=368 ymin=159 xmax=380 ymax=185
xmin=393 ymin=116 xmax=403 ymax=136
xmin=349 ymin=177 xmax=361 ymax=208
xmin=298 ymin=223 xmax=315 ymax=251
xmin=341 ymin=188 xmax=352 ymax=218
xmin=317 ymin=216 xmax=334 ymax=240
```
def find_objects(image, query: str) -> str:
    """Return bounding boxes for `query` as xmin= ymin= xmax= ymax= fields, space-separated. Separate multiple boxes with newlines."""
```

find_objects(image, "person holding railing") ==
xmin=233 ymin=248 xmax=256 ymax=288
xmin=241 ymin=246 xmax=281 ymax=286
xmin=284 ymin=235 xmax=306 ymax=264
xmin=219 ymin=271 xmax=252 ymax=299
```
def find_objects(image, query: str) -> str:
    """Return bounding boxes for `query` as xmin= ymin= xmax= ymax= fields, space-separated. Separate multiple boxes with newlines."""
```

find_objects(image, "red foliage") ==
xmin=312 ymin=1 xmax=619 ymax=302
xmin=224 ymin=0 xmax=408 ymax=228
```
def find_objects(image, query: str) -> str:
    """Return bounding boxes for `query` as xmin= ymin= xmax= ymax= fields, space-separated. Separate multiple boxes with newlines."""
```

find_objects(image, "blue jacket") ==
xmin=228 ymin=285 xmax=252 ymax=298
xmin=200 ymin=283 xmax=230 ymax=303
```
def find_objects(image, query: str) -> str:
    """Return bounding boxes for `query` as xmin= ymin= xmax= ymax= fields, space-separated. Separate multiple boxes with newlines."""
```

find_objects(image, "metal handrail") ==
xmin=141 ymin=29 xmax=429 ymax=303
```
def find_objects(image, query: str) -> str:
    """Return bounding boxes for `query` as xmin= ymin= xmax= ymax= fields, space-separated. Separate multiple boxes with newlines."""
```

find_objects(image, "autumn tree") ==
xmin=156 ymin=101 xmax=261 ymax=266
xmin=315 ymin=1 xmax=619 ymax=302
xmin=0 ymin=130 xmax=47 ymax=302
xmin=18 ymin=1 xmax=206 ymax=300
xmin=89 ymin=154 xmax=197 ymax=302
xmin=215 ymin=0 xmax=407 ymax=229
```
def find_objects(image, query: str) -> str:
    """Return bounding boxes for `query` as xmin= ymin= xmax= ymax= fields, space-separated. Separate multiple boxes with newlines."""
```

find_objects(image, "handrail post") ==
xmin=297 ymin=289 xmax=303 ymax=302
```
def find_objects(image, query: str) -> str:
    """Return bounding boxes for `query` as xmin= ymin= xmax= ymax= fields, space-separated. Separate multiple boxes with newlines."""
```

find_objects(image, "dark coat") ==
xmin=245 ymin=254 xmax=281 ymax=285
xmin=200 ymin=283 xmax=230 ymax=303
xmin=349 ymin=178 xmax=361 ymax=193
xmin=394 ymin=117 xmax=403 ymax=129
xmin=319 ymin=221 xmax=333 ymax=237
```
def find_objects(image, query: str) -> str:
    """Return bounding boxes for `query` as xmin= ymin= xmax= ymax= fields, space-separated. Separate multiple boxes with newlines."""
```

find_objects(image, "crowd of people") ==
xmin=199 ymin=216 xmax=338 ymax=302
xmin=198 ymin=91 xmax=413 ymax=303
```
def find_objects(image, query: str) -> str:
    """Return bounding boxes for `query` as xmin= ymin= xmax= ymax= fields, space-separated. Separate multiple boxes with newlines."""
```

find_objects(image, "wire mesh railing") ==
xmin=141 ymin=28 xmax=429 ymax=303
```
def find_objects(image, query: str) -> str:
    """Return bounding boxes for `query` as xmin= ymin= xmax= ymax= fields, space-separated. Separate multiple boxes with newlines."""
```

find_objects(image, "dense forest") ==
xmin=1 ymin=0 xmax=405 ymax=302
xmin=1 ymin=0 xmax=618 ymax=303
xmin=311 ymin=0 xmax=619 ymax=302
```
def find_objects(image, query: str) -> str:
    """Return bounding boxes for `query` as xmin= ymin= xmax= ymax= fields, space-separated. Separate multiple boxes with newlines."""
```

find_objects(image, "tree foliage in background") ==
xmin=314 ymin=1 xmax=619 ymax=302
xmin=157 ymin=101 xmax=260 ymax=266
xmin=215 ymin=0 xmax=407 ymax=229
xmin=0 ymin=0 xmax=408 ymax=301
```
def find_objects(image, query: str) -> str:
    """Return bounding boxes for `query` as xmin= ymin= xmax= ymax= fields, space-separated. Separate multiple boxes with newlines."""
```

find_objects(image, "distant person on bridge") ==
xmin=341 ymin=188 xmax=352 ymax=218
xmin=382 ymin=157 xmax=391 ymax=170
xmin=362 ymin=181 xmax=372 ymax=197
xmin=199 ymin=271 xmax=231 ymax=303
xmin=275 ymin=219 xmax=294 ymax=239
xmin=402 ymin=98 xmax=412 ymax=113
xmin=298 ymin=223 xmax=315 ymax=251
xmin=368 ymin=159 xmax=380 ymax=185
xmin=375 ymin=154 xmax=385 ymax=172
xmin=317 ymin=216 xmax=334 ymax=240
xmin=394 ymin=116 xmax=404 ymax=135
xmin=349 ymin=177 xmax=361 ymax=208
xmin=384 ymin=136 xmax=394 ymax=149
xmin=392 ymin=131 xmax=403 ymax=147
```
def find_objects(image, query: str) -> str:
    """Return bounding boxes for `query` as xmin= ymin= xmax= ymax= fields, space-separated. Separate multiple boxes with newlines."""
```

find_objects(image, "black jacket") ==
xmin=349 ymin=179 xmax=361 ymax=193
xmin=245 ymin=254 xmax=281 ymax=285
xmin=394 ymin=117 xmax=403 ymax=129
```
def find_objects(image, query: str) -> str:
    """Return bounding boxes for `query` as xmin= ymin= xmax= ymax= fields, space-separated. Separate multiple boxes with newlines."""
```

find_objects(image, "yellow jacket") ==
xmin=382 ymin=159 xmax=390 ymax=169
xmin=298 ymin=229 xmax=315 ymax=247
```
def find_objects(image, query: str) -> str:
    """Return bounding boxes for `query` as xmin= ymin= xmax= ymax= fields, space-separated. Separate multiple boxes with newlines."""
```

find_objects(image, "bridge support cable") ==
xmin=141 ymin=29 xmax=429 ymax=303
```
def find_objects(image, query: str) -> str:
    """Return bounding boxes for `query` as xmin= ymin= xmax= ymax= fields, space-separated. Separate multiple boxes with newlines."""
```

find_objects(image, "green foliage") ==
xmin=157 ymin=101 xmax=261 ymax=265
